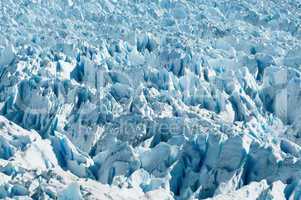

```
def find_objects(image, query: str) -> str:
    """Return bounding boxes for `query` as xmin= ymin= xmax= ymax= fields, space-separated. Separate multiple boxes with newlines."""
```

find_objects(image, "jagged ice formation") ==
xmin=0 ymin=0 xmax=301 ymax=199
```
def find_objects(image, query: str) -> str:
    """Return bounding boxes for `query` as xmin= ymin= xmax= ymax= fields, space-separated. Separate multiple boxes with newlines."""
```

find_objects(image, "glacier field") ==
xmin=0 ymin=0 xmax=301 ymax=199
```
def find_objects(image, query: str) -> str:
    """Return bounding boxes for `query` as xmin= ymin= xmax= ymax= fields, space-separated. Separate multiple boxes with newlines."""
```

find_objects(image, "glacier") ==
xmin=0 ymin=0 xmax=301 ymax=199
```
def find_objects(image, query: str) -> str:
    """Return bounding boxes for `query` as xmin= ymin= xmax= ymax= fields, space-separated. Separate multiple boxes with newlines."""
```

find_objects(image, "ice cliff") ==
xmin=0 ymin=0 xmax=301 ymax=199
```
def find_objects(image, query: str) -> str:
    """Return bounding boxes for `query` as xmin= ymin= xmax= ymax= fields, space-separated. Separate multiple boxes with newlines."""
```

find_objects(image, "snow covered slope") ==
xmin=0 ymin=0 xmax=301 ymax=199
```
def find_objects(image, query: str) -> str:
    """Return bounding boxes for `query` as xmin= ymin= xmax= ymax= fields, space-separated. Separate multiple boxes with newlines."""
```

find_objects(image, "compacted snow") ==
xmin=0 ymin=0 xmax=301 ymax=199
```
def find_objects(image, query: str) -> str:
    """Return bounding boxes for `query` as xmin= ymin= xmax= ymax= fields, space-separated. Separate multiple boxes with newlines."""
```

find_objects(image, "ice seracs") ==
xmin=0 ymin=0 xmax=301 ymax=199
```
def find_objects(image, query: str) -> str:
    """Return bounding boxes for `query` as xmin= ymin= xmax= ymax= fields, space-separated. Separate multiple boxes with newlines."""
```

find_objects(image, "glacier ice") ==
xmin=0 ymin=0 xmax=301 ymax=199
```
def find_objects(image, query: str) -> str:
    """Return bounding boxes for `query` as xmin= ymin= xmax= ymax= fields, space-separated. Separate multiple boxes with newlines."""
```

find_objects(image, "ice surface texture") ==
xmin=0 ymin=0 xmax=301 ymax=199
